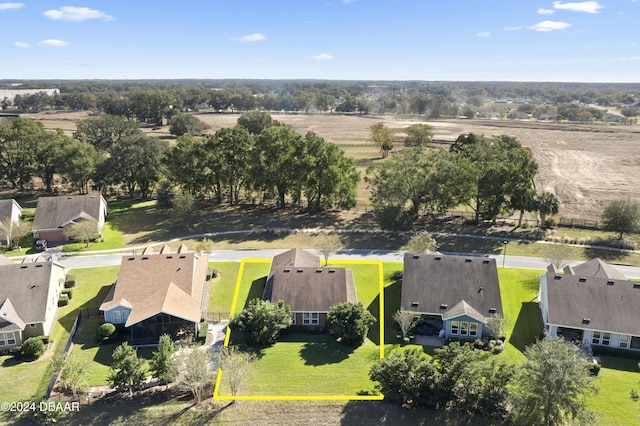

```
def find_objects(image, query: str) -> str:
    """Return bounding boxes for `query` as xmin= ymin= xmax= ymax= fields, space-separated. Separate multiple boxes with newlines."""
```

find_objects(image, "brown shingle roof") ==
xmin=33 ymin=194 xmax=106 ymax=230
xmin=100 ymin=247 xmax=207 ymax=326
xmin=401 ymin=253 xmax=503 ymax=322
xmin=545 ymin=267 xmax=640 ymax=335
xmin=264 ymin=249 xmax=357 ymax=312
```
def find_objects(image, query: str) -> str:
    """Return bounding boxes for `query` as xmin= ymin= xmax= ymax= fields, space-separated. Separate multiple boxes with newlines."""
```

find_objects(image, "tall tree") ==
xmin=165 ymin=135 xmax=213 ymax=198
xmin=237 ymin=110 xmax=276 ymax=135
xmin=108 ymin=342 xmax=146 ymax=396
xmin=168 ymin=113 xmax=204 ymax=136
xmin=304 ymin=132 xmax=359 ymax=212
xmin=60 ymin=139 xmax=101 ymax=194
xmin=208 ymin=125 xmax=253 ymax=204
xmin=601 ymin=198 xmax=640 ymax=239
xmin=35 ymin=129 xmax=71 ymax=193
xmin=315 ymin=233 xmax=342 ymax=266
xmin=104 ymin=135 xmax=168 ymax=198
xmin=0 ymin=118 xmax=47 ymax=190
xmin=73 ymin=114 xmax=140 ymax=152
xmin=402 ymin=231 xmax=438 ymax=253
xmin=370 ymin=123 xmax=394 ymax=158
xmin=251 ymin=126 xmax=306 ymax=208
xmin=64 ymin=221 xmax=100 ymax=247
xmin=511 ymin=338 xmax=597 ymax=426
xmin=0 ymin=217 xmax=31 ymax=248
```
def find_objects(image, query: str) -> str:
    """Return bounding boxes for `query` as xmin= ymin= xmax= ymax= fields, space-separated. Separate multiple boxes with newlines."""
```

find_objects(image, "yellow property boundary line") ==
xmin=214 ymin=258 xmax=385 ymax=401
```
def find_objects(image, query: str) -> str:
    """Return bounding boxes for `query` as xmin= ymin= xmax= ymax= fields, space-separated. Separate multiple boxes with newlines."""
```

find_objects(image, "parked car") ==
xmin=35 ymin=239 xmax=48 ymax=252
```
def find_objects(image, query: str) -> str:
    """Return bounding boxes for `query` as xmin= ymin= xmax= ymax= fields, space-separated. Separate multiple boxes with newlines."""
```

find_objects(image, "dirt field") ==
xmin=26 ymin=110 xmax=640 ymax=221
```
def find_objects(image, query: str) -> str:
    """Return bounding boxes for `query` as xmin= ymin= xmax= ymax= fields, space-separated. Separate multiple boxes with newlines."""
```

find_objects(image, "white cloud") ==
xmin=43 ymin=6 xmax=113 ymax=22
xmin=504 ymin=26 xmax=522 ymax=31
xmin=13 ymin=41 xmax=29 ymax=48
xmin=619 ymin=56 xmax=640 ymax=61
xmin=476 ymin=32 xmax=491 ymax=38
xmin=528 ymin=20 xmax=572 ymax=32
xmin=312 ymin=53 xmax=333 ymax=60
xmin=0 ymin=2 xmax=22 ymax=10
xmin=537 ymin=8 xmax=555 ymax=15
xmin=235 ymin=33 xmax=266 ymax=42
xmin=39 ymin=39 xmax=70 ymax=47
xmin=553 ymin=1 xmax=604 ymax=13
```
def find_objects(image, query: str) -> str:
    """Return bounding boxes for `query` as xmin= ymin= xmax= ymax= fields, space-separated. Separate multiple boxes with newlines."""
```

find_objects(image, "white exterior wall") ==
xmin=0 ymin=88 xmax=60 ymax=101
xmin=538 ymin=273 xmax=550 ymax=327
xmin=41 ymin=263 xmax=66 ymax=336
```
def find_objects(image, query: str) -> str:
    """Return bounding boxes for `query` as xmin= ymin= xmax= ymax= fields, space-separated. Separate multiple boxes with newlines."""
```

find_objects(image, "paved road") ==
xmin=49 ymin=249 xmax=640 ymax=278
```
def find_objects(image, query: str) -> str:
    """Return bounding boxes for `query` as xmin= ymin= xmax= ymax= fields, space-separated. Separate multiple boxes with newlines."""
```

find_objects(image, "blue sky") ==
xmin=1 ymin=1 xmax=638 ymax=82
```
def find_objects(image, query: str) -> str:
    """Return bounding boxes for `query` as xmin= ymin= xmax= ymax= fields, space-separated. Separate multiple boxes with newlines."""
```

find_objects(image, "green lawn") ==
xmin=586 ymin=357 xmax=640 ymax=426
xmin=220 ymin=334 xmax=380 ymax=396
xmin=71 ymin=317 xmax=154 ymax=387
xmin=207 ymin=262 xmax=241 ymax=321
xmin=0 ymin=266 xmax=119 ymax=404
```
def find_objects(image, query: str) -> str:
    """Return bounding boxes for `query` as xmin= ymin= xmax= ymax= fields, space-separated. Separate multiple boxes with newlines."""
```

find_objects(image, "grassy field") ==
xmin=207 ymin=262 xmax=241 ymax=321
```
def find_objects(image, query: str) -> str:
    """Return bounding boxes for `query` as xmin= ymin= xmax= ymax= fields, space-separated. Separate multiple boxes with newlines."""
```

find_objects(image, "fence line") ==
xmin=43 ymin=312 xmax=82 ymax=399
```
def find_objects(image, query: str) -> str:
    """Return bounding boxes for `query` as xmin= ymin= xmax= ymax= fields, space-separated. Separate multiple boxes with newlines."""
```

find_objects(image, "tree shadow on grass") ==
xmin=243 ymin=276 xmax=266 ymax=309
xmin=298 ymin=335 xmax=355 ymax=366
xmin=437 ymin=235 xmax=503 ymax=256
xmin=508 ymin=302 xmax=544 ymax=354
xmin=367 ymin=280 xmax=401 ymax=346
xmin=583 ymin=246 xmax=630 ymax=262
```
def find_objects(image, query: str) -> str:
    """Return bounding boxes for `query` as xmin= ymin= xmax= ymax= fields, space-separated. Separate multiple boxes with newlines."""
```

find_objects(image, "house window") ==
xmin=303 ymin=312 xmax=319 ymax=325
xmin=291 ymin=313 xmax=296 ymax=325
xmin=112 ymin=309 xmax=130 ymax=325
xmin=592 ymin=331 xmax=611 ymax=346
xmin=0 ymin=332 xmax=16 ymax=346
xmin=469 ymin=323 xmax=478 ymax=337
xmin=620 ymin=335 xmax=630 ymax=349
xmin=460 ymin=322 xmax=469 ymax=336
xmin=451 ymin=321 xmax=459 ymax=335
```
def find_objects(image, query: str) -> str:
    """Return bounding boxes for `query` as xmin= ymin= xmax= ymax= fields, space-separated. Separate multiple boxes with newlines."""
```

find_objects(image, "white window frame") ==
xmin=451 ymin=321 xmax=459 ymax=335
xmin=302 ymin=312 xmax=319 ymax=325
xmin=460 ymin=322 xmax=469 ymax=336
xmin=592 ymin=331 xmax=611 ymax=346
xmin=112 ymin=310 xmax=121 ymax=324
xmin=619 ymin=335 xmax=630 ymax=349
xmin=6 ymin=332 xmax=15 ymax=345
xmin=469 ymin=322 xmax=478 ymax=337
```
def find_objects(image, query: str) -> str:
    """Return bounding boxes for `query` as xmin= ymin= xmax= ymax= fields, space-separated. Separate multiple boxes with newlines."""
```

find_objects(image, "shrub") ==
xmin=40 ymin=336 xmax=50 ymax=345
xmin=589 ymin=363 xmax=601 ymax=376
xmin=198 ymin=321 xmax=208 ymax=342
xmin=98 ymin=323 xmax=116 ymax=339
xmin=544 ymin=217 xmax=557 ymax=229
xmin=630 ymin=389 xmax=639 ymax=399
xmin=473 ymin=338 xmax=486 ymax=350
xmin=64 ymin=275 xmax=76 ymax=288
xmin=58 ymin=297 xmax=69 ymax=307
xmin=62 ymin=289 xmax=73 ymax=299
xmin=21 ymin=337 xmax=45 ymax=360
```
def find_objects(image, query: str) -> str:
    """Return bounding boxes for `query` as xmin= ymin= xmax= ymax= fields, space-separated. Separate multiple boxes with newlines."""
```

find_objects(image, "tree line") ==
xmin=366 ymin=129 xmax=560 ymax=229
xmin=0 ymin=112 xmax=359 ymax=213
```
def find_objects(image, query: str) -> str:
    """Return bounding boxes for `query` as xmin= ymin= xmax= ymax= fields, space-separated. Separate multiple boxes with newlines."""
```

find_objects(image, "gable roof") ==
xmin=0 ymin=199 xmax=22 ymax=224
xmin=33 ymin=194 xmax=107 ymax=231
xmin=0 ymin=254 xmax=15 ymax=265
xmin=263 ymin=249 xmax=357 ymax=312
xmin=0 ymin=258 xmax=63 ymax=327
xmin=565 ymin=258 xmax=626 ymax=280
xmin=544 ymin=265 xmax=640 ymax=336
xmin=100 ymin=247 xmax=207 ymax=326
xmin=401 ymin=253 xmax=503 ymax=323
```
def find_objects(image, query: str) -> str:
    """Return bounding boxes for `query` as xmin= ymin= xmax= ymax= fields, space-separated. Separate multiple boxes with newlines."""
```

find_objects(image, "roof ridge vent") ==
xmin=606 ymin=279 xmax=615 ymax=285
xmin=634 ymin=282 xmax=640 ymax=289
xmin=582 ymin=318 xmax=591 ymax=324
xmin=434 ymin=256 xmax=442 ymax=260
xmin=329 ymin=269 xmax=336 ymax=273
xmin=283 ymin=268 xmax=291 ymax=273
xmin=465 ymin=258 xmax=472 ymax=262
xmin=554 ymin=274 xmax=562 ymax=280
xmin=413 ymin=255 xmax=420 ymax=259
xmin=297 ymin=268 xmax=304 ymax=273
xmin=489 ymin=307 xmax=497 ymax=313
xmin=439 ymin=304 xmax=448 ymax=309
xmin=578 ymin=277 xmax=587 ymax=282
xmin=316 ymin=268 xmax=323 ymax=273
xmin=482 ymin=259 xmax=490 ymax=264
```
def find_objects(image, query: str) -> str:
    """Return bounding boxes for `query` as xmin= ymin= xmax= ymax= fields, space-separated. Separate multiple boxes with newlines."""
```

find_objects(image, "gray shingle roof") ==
xmin=0 ymin=259 xmax=61 ymax=328
xmin=545 ymin=264 xmax=640 ymax=335
xmin=565 ymin=258 xmax=626 ymax=280
xmin=33 ymin=195 xmax=106 ymax=230
xmin=401 ymin=253 xmax=503 ymax=322
xmin=263 ymin=249 xmax=357 ymax=312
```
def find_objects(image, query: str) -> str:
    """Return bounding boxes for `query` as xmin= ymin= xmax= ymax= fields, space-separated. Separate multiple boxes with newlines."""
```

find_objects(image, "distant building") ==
xmin=33 ymin=195 xmax=107 ymax=243
xmin=0 ymin=88 xmax=60 ymax=101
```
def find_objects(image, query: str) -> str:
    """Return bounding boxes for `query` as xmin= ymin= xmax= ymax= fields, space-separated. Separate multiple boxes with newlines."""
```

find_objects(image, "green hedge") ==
xmin=64 ymin=275 xmax=76 ymax=288
xmin=58 ymin=296 xmax=69 ymax=307
xmin=592 ymin=345 xmax=640 ymax=360
xmin=61 ymin=289 xmax=73 ymax=299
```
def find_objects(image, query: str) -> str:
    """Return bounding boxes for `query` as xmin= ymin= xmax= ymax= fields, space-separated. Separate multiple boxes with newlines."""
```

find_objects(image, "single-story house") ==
xmin=0 ymin=199 xmax=23 ymax=246
xmin=263 ymin=249 xmax=357 ymax=329
xmin=99 ymin=245 xmax=208 ymax=345
xmin=33 ymin=194 xmax=107 ymax=243
xmin=539 ymin=258 xmax=640 ymax=351
xmin=401 ymin=253 xmax=503 ymax=340
xmin=0 ymin=254 xmax=66 ymax=350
